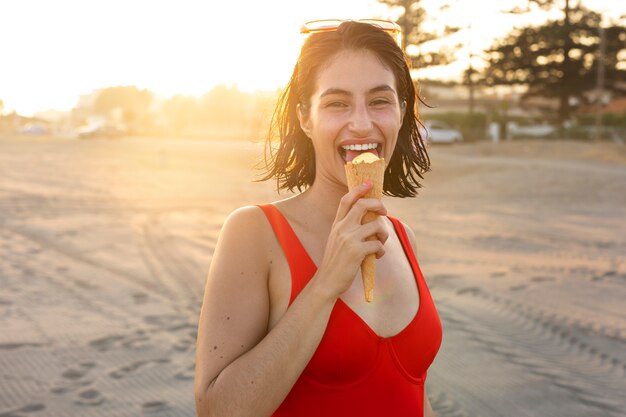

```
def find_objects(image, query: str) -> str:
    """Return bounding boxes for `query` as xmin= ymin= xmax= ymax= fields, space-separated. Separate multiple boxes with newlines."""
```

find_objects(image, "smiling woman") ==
xmin=260 ymin=21 xmax=429 ymax=197
xmin=194 ymin=20 xmax=441 ymax=417
xmin=311 ymin=82 xmax=399 ymax=163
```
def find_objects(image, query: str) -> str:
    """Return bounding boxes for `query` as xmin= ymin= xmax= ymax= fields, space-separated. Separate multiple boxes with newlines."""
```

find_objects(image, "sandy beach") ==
xmin=0 ymin=135 xmax=624 ymax=417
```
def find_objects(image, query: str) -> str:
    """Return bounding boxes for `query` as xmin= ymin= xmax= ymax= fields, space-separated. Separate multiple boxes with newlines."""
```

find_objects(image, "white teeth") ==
xmin=341 ymin=143 xmax=378 ymax=151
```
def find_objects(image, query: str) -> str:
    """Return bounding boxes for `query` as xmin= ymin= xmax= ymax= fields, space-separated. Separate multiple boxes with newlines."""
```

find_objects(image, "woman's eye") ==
xmin=327 ymin=101 xmax=348 ymax=108
xmin=371 ymin=99 xmax=391 ymax=106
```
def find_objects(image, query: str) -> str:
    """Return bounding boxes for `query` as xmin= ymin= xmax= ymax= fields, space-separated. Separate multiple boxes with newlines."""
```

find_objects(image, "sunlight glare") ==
xmin=1 ymin=0 xmax=624 ymax=116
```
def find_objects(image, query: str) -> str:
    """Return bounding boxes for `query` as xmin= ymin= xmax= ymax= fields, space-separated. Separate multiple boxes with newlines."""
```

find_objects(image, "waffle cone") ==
xmin=344 ymin=156 xmax=385 ymax=302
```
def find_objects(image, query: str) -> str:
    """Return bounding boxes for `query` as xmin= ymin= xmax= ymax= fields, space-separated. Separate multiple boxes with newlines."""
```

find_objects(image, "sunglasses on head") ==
xmin=300 ymin=19 xmax=402 ymax=46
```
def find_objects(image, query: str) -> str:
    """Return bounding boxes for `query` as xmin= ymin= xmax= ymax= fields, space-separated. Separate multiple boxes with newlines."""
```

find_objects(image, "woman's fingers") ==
xmin=335 ymin=181 xmax=374 ymax=221
xmin=343 ymin=197 xmax=387 ymax=225
xmin=318 ymin=186 xmax=389 ymax=296
xmin=358 ymin=218 xmax=389 ymax=245
xmin=363 ymin=240 xmax=386 ymax=259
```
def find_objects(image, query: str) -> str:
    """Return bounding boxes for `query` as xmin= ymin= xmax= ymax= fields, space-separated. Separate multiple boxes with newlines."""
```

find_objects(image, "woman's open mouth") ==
xmin=339 ymin=143 xmax=382 ymax=163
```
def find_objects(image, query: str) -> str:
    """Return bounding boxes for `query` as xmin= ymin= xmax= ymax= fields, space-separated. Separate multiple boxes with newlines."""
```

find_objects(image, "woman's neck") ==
xmin=294 ymin=178 xmax=348 ymax=227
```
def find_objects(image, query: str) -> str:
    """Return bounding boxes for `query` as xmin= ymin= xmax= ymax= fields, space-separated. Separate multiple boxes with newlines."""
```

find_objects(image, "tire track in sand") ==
xmin=440 ymin=285 xmax=625 ymax=417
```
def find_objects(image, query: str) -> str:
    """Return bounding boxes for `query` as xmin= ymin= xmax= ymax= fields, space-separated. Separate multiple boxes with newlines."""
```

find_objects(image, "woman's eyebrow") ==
xmin=320 ymin=85 xmax=396 ymax=98
xmin=369 ymin=85 xmax=396 ymax=95
xmin=320 ymin=88 xmax=351 ymax=98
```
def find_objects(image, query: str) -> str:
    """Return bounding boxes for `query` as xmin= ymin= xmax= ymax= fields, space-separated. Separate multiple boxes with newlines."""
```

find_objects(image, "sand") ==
xmin=0 ymin=135 xmax=624 ymax=417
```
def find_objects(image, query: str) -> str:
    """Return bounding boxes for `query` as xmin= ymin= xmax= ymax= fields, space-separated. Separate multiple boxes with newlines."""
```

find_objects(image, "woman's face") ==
xmin=298 ymin=48 xmax=405 ymax=188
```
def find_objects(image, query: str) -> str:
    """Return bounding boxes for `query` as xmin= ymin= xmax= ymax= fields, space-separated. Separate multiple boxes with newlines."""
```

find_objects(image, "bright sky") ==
xmin=1 ymin=0 xmax=624 ymax=116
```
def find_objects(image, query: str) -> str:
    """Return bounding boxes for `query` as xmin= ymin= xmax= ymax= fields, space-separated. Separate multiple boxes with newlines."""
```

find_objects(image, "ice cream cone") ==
xmin=344 ymin=152 xmax=385 ymax=303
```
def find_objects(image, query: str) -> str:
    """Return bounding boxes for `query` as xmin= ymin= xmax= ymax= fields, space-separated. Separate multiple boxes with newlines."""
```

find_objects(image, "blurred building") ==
xmin=418 ymin=80 xmax=543 ymax=119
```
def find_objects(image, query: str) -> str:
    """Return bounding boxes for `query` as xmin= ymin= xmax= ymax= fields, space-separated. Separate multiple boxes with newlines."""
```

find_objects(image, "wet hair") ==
xmin=259 ymin=21 xmax=430 ymax=197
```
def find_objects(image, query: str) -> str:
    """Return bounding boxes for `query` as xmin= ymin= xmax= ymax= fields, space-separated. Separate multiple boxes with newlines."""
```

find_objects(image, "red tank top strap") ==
xmin=387 ymin=216 xmax=423 ymax=284
xmin=256 ymin=204 xmax=317 ymax=304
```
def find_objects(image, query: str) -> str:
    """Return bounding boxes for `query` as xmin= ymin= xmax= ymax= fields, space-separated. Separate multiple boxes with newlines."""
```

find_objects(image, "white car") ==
xmin=421 ymin=121 xmax=463 ymax=144
xmin=507 ymin=122 xmax=556 ymax=138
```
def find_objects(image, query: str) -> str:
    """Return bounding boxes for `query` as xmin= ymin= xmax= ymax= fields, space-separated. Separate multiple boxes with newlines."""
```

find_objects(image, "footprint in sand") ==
xmin=509 ymin=284 xmax=527 ymax=291
xmin=431 ymin=274 xmax=460 ymax=280
xmin=530 ymin=276 xmax=556 ymax=283
xmin=109 ymin=360 xmax=149 ymax=379
xmin=61 ymin=369 xmax=86 ymax=380
xmin=133 ymin=292 xmax=149 ymax=304
xmin=456 ymin=287 xmax=480 ymax=296
xmin=121 ymin=333 xmax=151 ymax=349
xmin=490 ymin=271 xmax=507 ymax=278
xmin=109 ymin=358 xmax=171 ymax=379
xmin=52 ymin=362 xmax=96 ymax=394
xmin=0 ymin=343 xmax=42 ymax=350
xmin=429 ymin=391 xmax=470 ymax=417
xmin=0 ymin=403 xmax=46 ymax=417
xmin=143 ymin=314 xmax=183 ymax=328
xmin=173 ymin=336 xmax=195 ymax=352
xmin=61 ymin=362 xmax=96 ymax=380
xmin=20 ymin=267 xmax=34 ymax=276
xmin=142 ymin=401 xmax=170 ymax=414
xmin=51 ymin=362 xmax=103 ymax=407
xmin=592 ymin=270 xmax=622 ymax=282
xmin=175 ymin=363 xmax=195 ymax=381
xmin=74 ymin=388 xmax=105 ymax=406
xmin=89 ymin=334 xmax=125 ymax=352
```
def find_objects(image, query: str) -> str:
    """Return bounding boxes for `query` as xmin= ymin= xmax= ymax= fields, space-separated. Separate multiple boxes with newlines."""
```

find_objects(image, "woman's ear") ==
xmin=400 ymin=100 xmax=407 ymax=122
xmin=297 ymin=103 xmax=312 ymax=138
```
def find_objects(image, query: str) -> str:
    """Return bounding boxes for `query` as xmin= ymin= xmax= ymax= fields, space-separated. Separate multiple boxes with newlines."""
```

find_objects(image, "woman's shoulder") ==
xmin=221 ymin=205 xmax=272 ymax=239
xmin=222 ymin=195 xmax=300 ymax=235
xmin=387 ymin=216 xmax=418 ymax=251
xmin=212 ymin=205 xmax=277 ymax=274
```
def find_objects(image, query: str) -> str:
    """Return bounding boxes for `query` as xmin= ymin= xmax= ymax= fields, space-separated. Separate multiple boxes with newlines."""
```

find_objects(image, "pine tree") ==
xmin=481 ymin=0 xmax=626 ymax=126
xmin=377 ymin=0 xmax=460 ymax=69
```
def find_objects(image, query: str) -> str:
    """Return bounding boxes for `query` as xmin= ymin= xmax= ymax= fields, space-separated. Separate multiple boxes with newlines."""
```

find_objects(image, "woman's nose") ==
xmin=348 ymin=104 xmax=373 ymax=136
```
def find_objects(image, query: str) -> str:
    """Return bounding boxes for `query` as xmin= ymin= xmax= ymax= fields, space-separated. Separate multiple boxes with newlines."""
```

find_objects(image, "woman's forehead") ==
xmin=313 ymin=49 xmax=397 ymax=96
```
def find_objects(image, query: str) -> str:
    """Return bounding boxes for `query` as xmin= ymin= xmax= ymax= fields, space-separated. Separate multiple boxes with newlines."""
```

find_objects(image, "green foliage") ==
xmin=377 ymin=0 xmax=460 ymax=68
xmin=158 ymin=85 xmax=278 ymax=139
xmin=93 ymin=86 xmax=154 ymax=132
xmin=81 ymin=84 xmax=278 ymax=139
xmin=94 ymin=86 xmax=152 ymax=116
xmin=200 ymin=85 xmax=253 ymax=125
xmin=479 ymin=5 xmax=626 ymax=123
xmin=162 ymin=95 xmax=200 ymax=135
xmin=576 ymin=112 xmax=626 ymax=127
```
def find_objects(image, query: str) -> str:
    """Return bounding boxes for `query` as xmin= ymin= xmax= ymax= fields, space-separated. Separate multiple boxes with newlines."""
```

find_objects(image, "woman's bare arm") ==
xmin=194 ymin=206 xmax=335 ymax=417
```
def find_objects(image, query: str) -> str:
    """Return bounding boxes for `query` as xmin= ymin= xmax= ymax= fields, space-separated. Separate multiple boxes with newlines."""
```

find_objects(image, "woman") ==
xmin=195 ymin=20 xmax=442 ymax=417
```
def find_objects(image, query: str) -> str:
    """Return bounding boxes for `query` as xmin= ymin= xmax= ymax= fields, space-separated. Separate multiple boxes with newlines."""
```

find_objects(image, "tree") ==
xmin=93 ymin=86 xmax=154 ymax=131
xmin=162 ymin=95 xmax=200 ymax=135
xmin=377 ymin=0 xmax=460 ymax=69
xmin=479 ymin=3 xmax=626 ymax=126
xmin=199 ymin=85 xmax=252 ymax=125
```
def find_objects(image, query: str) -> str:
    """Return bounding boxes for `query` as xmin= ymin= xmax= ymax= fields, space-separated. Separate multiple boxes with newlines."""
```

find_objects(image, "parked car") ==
xmin=507 ymin=122 xmax=556 ymax=139
xmin=76 ymin=123 xmax=126 ymax=139
xmin=21 ymin=123 xmax=48 ymax=135
xmin=421 ymin=121 xmax=463 ymax=144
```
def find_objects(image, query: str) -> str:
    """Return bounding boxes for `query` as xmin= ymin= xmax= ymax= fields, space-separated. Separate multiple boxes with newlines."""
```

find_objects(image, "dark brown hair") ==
xmin=259 ymin=21 xmax=430 ymax=197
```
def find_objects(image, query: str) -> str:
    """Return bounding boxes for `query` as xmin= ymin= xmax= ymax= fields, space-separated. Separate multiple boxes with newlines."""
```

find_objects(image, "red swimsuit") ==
xmin=258 ymin=204 xmax=443 ymax=417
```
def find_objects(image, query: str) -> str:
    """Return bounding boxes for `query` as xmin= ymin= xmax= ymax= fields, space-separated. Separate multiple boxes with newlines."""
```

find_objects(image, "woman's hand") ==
xmin=315 ymin=181 xmax=389 ymax=299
